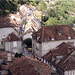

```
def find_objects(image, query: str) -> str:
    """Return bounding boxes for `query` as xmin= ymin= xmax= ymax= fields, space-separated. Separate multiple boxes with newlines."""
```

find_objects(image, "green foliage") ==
xmin=49 ymin=3 xmax=53 ymax=7
xmin=0 ymin=10 xmax=3 ymax=16
xmin=24 ymin=21 xmax=28 ymax=25
xmin=15 ymin=53 xmax=23 ymax=58
xmin=15 ymin=53 xmax=18 ymax=57
xmin=44 ymin=1 xmax=75 ymax=26
xmin=44 ymin=17 xmax=61 ymax=25
xmin=0 ymin=0 xmax=39 ymax=16
xmin=38 ymin=1 xmax=47 ymax=12
xmin=47 ymin=8 xmax=56 ymax=17
xmin=41 ymin=15 xmax=49 ymax=22
xmin=30 ymin=0 xmax=39 ymax=6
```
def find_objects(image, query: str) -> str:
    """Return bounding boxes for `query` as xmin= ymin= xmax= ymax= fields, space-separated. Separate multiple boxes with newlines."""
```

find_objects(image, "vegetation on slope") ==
xmin=41 ymin=1 xmax=75 ymax=26
xmin=0 ymin=0 xmax=40 ymax=16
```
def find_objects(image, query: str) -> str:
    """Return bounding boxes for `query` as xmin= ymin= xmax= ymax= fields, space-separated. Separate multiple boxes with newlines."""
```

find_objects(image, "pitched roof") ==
xmin=3 ymin=32 xmax=20 ymax=42
xmin=9 ymin=56 xmax=51 ymax=75
xmin=58 ymin=54 xmax=75 ymax=71
xmin=42 ymin=42 xmax=75 ymax=61
xmin=6 ymin=14 xmax=21 ymax=27
xmin=0 ymin=51 xmax=16 ymax=62
xmin=32 ymin=25 xmax=75 ymax=42
xmin=25 ymin=16 xmax=41 ymax=33
xmin=25 ymin=56 xmax=51 ymax=75
xmin=0 ymin=18 xmax=14 ymax=28
xmin=4 ymin=17 xmax=19 ymax=27
xmin=42 ymin=42 xmax=75 ymax=71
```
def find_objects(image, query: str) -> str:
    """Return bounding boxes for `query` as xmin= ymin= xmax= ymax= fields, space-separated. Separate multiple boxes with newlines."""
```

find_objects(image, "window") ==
xmin=36 ymin=46 xmax=39 ymax=50
xmin=51 ymin=38 xmax=55 ymax=41
xmin=68 ymin=36 xmax=71 ymax=39
xmin=13 ymin=41 xmax=17 ymax=47
xmin=2 ymin=34 xmax=6 ymax=38
xmin=0 ymin=41 xmax=3 ymax=45
xmin=5 ymin=42 xmax=10 ymax=51
xmin=1 ymin=41 xmax=3 ymax=45
xmin=4 ymin=23 xmax=6 ymax=25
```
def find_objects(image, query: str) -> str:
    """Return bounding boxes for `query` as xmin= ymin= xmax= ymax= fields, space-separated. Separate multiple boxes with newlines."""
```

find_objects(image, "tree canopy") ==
xmin=0 ymin=0 xmax=40 ymax=16
xmin=38 ymin=1 xmax=47 ymax=12
xmin=41 ymin=1 xmax=75 ymax=26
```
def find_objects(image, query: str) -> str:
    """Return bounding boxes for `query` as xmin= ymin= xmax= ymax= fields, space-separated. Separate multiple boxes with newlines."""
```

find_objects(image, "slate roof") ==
xmin=3 ymin=32 xmax=20 ymax=42
xmin=32 ymin=25 xmax=75 ymax=42
xmin=9 ymin=56 xmax=51 ymax=75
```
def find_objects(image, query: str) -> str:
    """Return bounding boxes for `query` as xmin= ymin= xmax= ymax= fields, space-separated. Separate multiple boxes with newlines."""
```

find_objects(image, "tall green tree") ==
xmin=44 ymin=17 xmax=61 ymax=25
xmin=38 ymin=1 xmax=47 ymax=12
xmin=47 ymin=8 xmax=56 ymax=17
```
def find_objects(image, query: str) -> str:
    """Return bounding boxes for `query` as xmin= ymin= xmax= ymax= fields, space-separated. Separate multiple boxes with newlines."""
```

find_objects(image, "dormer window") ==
xmin=56 ymin=56 xmax=63 ymax=64
xmin=4 ymin=23 xmax=6 ymax=25
xmin=2 ymin=34 xmax=6 ymax=38
xmin=68 ymin=36 xmax=71 ymax=39
xmin=51 ymin=38 xmax=55 ymax=41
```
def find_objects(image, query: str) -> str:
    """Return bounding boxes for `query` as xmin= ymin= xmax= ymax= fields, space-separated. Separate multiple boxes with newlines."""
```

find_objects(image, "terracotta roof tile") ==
xmin=32 ymin=25 xmax=75 ymax=42
xmin=1 ymin=17 xmax=19 ymax=27
xmin=25 ymin=16 xmax=41 ymax=33
xmin=3 ymin=32 xmax=20 ymax=42
xmin=25 ymin=56 xmax=51 ymax=75
xmin=9 ymin=56 xmax=51 ymax=75
xmin=9 ymin=56 xmax=40 ymax=75
xmin=42 ymin=42 xmax=75 ymax=71
xmin=42 ymin=42 xmax=75 ymax=61
xmin=0 ymin=51 xmax=15 ymax=62
xmin=1 ymin=65 xmax=9 ymax=70
xmin=58 ymin=54 xmax=75 ymax=71
xmin=0 ymin=18 xmax=14 ymax=28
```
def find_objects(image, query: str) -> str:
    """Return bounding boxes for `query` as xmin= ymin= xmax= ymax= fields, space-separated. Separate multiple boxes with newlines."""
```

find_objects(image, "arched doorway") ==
xmin=23 ymin=38 xmax=32 ymax=48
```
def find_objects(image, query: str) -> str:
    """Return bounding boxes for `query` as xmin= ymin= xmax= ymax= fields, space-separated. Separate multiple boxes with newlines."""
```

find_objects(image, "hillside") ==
xmin=0 ymin=0 xmax=39 ymax=16
xmin=41 ymin=1 xmax=75 ymax=26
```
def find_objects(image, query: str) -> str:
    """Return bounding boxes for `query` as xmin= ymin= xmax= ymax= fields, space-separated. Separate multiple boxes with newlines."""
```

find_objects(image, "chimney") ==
xmin=7 ymin=52 xmax=12 ymax=61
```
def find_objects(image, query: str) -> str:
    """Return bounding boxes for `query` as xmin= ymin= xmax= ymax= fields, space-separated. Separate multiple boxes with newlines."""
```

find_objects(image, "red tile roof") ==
xmin=42 ymin=42 xmax=75 ymax=71
xmin=32 ymin=25 xmax=75 ymax=42
xmin=58 ymin=54 xmax=75 ymax=71
xmin=42 ymin=42 xmax=75 ymax=61
xmin=25 ymin=56 xmax=51 ymax=75
xmin=4 ymin=17 xmax=19 ymax=27
xmin=0 ymin=18 xmax=14 ymax=28
xmin=24 ymin=16 xmax=41 ymax=35
xmin=3 ymin=32 xmax=20 ymax=42
xmin=0 ymin=51 xmax=16 ymax=62
xmin=9 ymin=56 xmax=51 ymax=75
